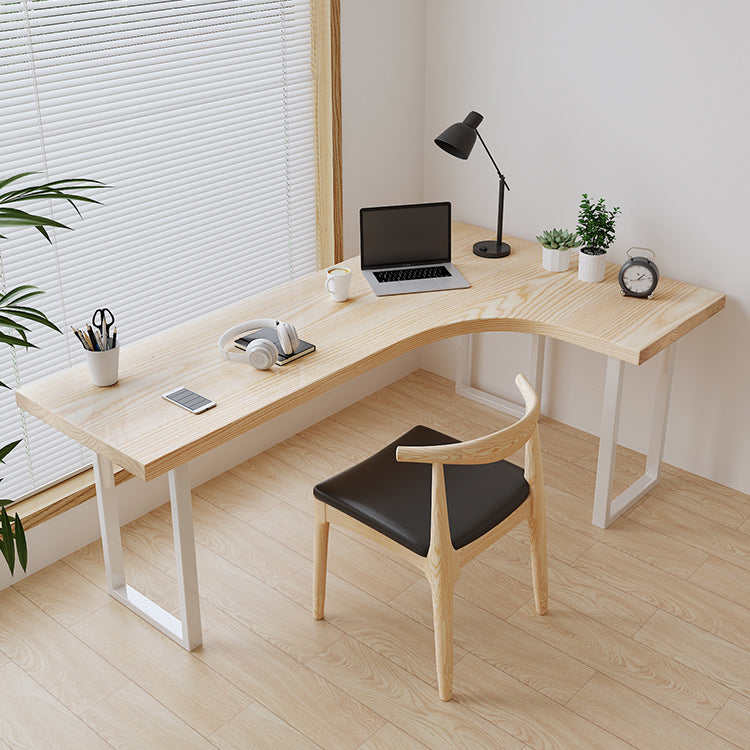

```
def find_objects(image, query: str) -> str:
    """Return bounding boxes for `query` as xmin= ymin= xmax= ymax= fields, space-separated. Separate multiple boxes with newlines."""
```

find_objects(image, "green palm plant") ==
xmin=0 ymin=172 xmax=106 ymax=574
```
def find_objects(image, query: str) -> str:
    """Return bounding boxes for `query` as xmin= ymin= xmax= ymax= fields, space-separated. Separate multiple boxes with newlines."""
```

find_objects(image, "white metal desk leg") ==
xmin=92 ymin=456 xmax=202 ymax=650
xmin=644 ymin=347 xmax=676 ymax=480
xmin=168 ymin=465 xmax=202 ymax=650
xmin=592 ymin=347 xmax=677 ymax=529
xmin=93 ymin=454 xmax=126 ymax=593
xmin=456 ymin=333 xmax=546 ymax=419
xmin=592 ymin=358 xmax=624 ymax=528
xmin=455 ymin=334 xmax=473 ymax=394
xmin=530 ymin=334 xmax=546 ymax=402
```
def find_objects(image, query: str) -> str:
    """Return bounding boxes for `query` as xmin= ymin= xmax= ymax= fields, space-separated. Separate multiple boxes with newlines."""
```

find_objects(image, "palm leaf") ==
xmin=44 ymin=178 xmax=106 ymax=188
xmin=4 ymin=292 xmax=47 ymax=307
xmin=0 ymin=207 xmax=71 ymax=230
xmin=0 ymin=314 xmax=31 ymax=333
xmin=3 ymin=191 xmax=103 ymax=206
xmin=1 ymin=508 xmax=15 ymax=575
xmin=0 ymin=441 xmax=21 ymax=463
xmin=0 ymin=286 xmax=44 ymax=306
xmin=0 ymin=307 xmax=60 ymax=332
xmin=0 ymin=172 xmax=38 ymax=191
xmin=0 ymin=333 xmax=38 ymax=349
xmin=14 ymin=514 xmax=27 ymax=572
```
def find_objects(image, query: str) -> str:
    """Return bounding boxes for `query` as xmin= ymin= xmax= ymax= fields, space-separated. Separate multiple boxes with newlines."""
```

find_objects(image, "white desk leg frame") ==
xmin=93 ymin=455 xmax=203 ymax=650
xmin=456 ymin=333 xmax=546 ymax=419
xmin=592 ymin=346 xmax=676 ymax=529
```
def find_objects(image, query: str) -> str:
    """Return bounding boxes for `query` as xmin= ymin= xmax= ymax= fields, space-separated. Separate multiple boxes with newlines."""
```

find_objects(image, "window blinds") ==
xmin=0 ymin=0 xmax=317 ymax=500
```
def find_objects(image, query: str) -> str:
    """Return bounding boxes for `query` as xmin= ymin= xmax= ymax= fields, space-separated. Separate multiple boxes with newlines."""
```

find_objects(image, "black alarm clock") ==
xmin=618 ymin=247 xmax=659 ymax=299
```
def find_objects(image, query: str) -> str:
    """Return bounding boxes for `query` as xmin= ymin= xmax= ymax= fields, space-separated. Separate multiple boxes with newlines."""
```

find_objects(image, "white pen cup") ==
xmin=325 ymin=266 xmax=352 ymax=302
xmin=84 ymin=346 xmax=120 ymax=387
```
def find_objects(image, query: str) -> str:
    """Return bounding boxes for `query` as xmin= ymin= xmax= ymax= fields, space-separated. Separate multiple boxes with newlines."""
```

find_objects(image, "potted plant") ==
xmin=0 ymin=172 xmax=104 ymax=574
xmin=576 ymin=193 xmax=621 ymax=282
xmin=536 ymin=228 xmax=580 ymax=272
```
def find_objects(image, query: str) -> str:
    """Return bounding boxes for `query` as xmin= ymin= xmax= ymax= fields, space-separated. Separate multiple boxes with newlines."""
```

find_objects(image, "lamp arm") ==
xmin=476 ymin=130 xmax=510 ymax=191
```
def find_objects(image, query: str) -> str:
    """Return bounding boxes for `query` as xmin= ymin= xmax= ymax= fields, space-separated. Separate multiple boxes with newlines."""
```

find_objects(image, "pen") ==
xmin=86 ymin=323 xmax=99 ymax=351
xmin=71 ymin=326 xmax=90 ymax=350
xmin=111 ymin=327 xmax=117 ymax=349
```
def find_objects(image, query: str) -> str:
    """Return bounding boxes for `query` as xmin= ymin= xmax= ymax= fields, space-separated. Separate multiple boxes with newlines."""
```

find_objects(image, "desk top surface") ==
xmin=16 ymin=222 xmax=725 ymax=482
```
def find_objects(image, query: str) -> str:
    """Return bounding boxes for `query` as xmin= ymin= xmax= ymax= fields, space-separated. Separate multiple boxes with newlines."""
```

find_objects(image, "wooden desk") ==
xmin=16 ymin=222 xmax=725 ymax=649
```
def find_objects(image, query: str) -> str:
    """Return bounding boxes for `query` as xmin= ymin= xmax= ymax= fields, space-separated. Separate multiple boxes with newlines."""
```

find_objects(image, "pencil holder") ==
xmin=84 ymin=346 xmax=120 ymax=387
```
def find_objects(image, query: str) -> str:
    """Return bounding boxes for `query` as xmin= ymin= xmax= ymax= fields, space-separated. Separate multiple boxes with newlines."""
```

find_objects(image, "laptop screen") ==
xmin=360 ymin=202 xmax=451 ymax=269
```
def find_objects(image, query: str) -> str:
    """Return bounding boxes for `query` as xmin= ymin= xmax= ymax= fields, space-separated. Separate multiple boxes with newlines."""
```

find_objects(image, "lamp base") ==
xmin=473 ymin=240 xmax=510 ymax=258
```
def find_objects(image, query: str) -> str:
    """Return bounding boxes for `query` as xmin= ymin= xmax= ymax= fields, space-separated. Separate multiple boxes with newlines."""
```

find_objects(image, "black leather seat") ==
xmin=313 ymin=425 xmax=530 ymax=557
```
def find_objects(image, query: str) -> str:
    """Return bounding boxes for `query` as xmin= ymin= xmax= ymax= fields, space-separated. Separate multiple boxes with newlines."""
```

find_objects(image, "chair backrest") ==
xmin=395 ymin=373 xmax=542 ymax=560
xmin=395 ymin=373 xmax=540 ymax=467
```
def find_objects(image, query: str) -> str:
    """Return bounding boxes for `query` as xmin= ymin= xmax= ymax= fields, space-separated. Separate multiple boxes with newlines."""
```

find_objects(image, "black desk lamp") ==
xmin=435 ymin=111 xmax=511 ymax=258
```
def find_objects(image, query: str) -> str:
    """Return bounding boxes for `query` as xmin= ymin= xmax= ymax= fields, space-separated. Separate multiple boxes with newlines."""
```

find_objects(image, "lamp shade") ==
xmin=434 ymin=111 xmax=484 ymax=159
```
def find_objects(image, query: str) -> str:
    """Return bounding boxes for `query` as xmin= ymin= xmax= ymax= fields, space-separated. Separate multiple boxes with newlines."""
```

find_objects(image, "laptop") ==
xmin=360 ymin=202 xmax=471 ymax=296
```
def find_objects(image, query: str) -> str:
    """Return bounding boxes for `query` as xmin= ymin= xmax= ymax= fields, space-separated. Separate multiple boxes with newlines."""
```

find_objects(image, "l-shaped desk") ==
xmin=16 ymin=222 xmax=725 ymax=650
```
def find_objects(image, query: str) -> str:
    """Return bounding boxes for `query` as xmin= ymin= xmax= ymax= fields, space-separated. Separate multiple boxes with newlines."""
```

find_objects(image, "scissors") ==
xmin=92 ymin=307 xmax=115 ymax=343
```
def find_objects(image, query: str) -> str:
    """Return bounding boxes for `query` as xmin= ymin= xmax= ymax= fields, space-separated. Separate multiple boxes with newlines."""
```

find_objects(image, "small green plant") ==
xmin=576 ymin=193 xmax=621 ymax=254
xmin=0 ymin=172 xmax=105 ymax=574
xmin=536 ymin=228 xmax=580 ymax=250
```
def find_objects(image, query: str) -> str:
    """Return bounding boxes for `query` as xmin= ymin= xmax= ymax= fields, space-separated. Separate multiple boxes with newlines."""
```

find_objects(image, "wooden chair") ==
xmin=312 ymin=373 xmax=547 ymax=700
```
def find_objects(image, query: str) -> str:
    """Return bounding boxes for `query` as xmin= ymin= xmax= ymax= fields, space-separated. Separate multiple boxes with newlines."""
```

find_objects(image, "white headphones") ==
xmin=218 ymin=319 xmax=299 ymax=370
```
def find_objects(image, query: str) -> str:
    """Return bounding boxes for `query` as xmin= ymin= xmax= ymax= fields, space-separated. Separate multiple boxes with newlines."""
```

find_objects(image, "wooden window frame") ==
xmin=314 ymin=0 xmax=344 ymax=267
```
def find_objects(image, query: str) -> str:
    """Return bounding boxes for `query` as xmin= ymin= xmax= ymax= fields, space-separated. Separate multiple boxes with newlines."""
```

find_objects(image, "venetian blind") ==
xmin=0 ymin=0 xmax=317 ymax=500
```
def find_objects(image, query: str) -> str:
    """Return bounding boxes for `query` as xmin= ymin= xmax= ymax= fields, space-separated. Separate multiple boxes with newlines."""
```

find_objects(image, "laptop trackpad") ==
xmin=399 ymin=278 xmax=443 ymax=293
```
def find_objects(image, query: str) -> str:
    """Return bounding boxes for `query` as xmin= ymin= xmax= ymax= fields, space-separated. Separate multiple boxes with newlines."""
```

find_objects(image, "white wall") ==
xmin=340 ymin=0 xmax=427 ymax=257
xmin=420 ymin=0 xmax=750 ymax=494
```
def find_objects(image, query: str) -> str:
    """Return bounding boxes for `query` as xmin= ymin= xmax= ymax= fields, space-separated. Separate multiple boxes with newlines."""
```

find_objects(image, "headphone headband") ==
xmin=218 ymin=319 xmax=298 ymax=366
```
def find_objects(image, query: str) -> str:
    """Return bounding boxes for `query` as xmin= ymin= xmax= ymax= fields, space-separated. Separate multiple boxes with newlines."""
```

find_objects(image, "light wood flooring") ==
xmin=2 ymin=369 xmax=750 ymax=749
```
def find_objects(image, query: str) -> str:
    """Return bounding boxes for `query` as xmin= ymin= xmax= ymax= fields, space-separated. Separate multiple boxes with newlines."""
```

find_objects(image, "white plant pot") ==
xmin=578 ymin=250 xmax=607 ymax=282
xmin=542 ymin=247 xmax=571 ymax=272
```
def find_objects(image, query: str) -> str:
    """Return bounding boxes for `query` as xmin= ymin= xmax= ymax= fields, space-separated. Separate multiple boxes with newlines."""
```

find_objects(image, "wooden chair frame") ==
xmin=313 ymin=373 xmax=547 ymax=701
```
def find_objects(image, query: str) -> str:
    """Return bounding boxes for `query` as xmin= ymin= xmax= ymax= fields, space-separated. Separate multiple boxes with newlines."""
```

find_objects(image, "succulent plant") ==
xmin=535 ymin=228 xmax=580 ymax=250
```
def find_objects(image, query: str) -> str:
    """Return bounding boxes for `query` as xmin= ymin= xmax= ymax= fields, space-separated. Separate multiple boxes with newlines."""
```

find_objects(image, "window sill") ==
xmin=12 ymin=467 xmax=132 ymax=531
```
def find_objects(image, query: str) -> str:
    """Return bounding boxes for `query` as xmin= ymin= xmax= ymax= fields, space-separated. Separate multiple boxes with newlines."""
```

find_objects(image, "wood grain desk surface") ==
xmin=16 ymin=222 xmax=725 ymax=482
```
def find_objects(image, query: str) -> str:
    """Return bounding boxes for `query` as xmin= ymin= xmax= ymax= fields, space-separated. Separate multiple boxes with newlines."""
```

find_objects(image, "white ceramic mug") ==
xmin=84 ymin=346 xmax=120 ymax=387
xmin=325 ymin=267 xmax=352 ymax=302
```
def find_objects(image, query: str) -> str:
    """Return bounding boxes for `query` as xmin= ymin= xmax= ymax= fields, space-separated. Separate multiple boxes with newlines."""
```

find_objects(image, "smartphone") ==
xmin=162 ymin=387 xmax=216 ymax=414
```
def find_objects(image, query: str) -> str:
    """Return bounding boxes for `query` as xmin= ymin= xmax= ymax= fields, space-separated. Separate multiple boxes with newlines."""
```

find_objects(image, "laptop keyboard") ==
xmin=374 ymin=265 xmax=452 ymax=283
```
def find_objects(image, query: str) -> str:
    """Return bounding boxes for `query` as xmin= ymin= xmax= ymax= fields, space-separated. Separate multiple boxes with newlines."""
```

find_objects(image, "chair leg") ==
xmin=313 ymin=500 xmax=329 ymax=620
xmin=427 ymin=568 xmax=455 ymax=701
xmin=528 ymin=495 xmax=548 ymax=616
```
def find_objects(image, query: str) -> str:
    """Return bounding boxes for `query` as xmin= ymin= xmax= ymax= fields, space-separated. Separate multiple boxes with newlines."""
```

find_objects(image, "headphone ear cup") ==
xmin=276 ymin=321 xmax=299 ymax=355
xmin=246 ymin=338 xmax=278 ymax=370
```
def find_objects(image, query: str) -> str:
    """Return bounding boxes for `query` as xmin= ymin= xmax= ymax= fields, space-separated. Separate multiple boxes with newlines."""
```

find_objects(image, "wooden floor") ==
xmin=1 ymin=370 xmax=749 ymax=749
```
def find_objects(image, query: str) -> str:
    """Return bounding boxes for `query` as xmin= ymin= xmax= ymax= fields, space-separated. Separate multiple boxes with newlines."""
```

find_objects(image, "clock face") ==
xmin=619 ymin=259 xmax=658 ymax=297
